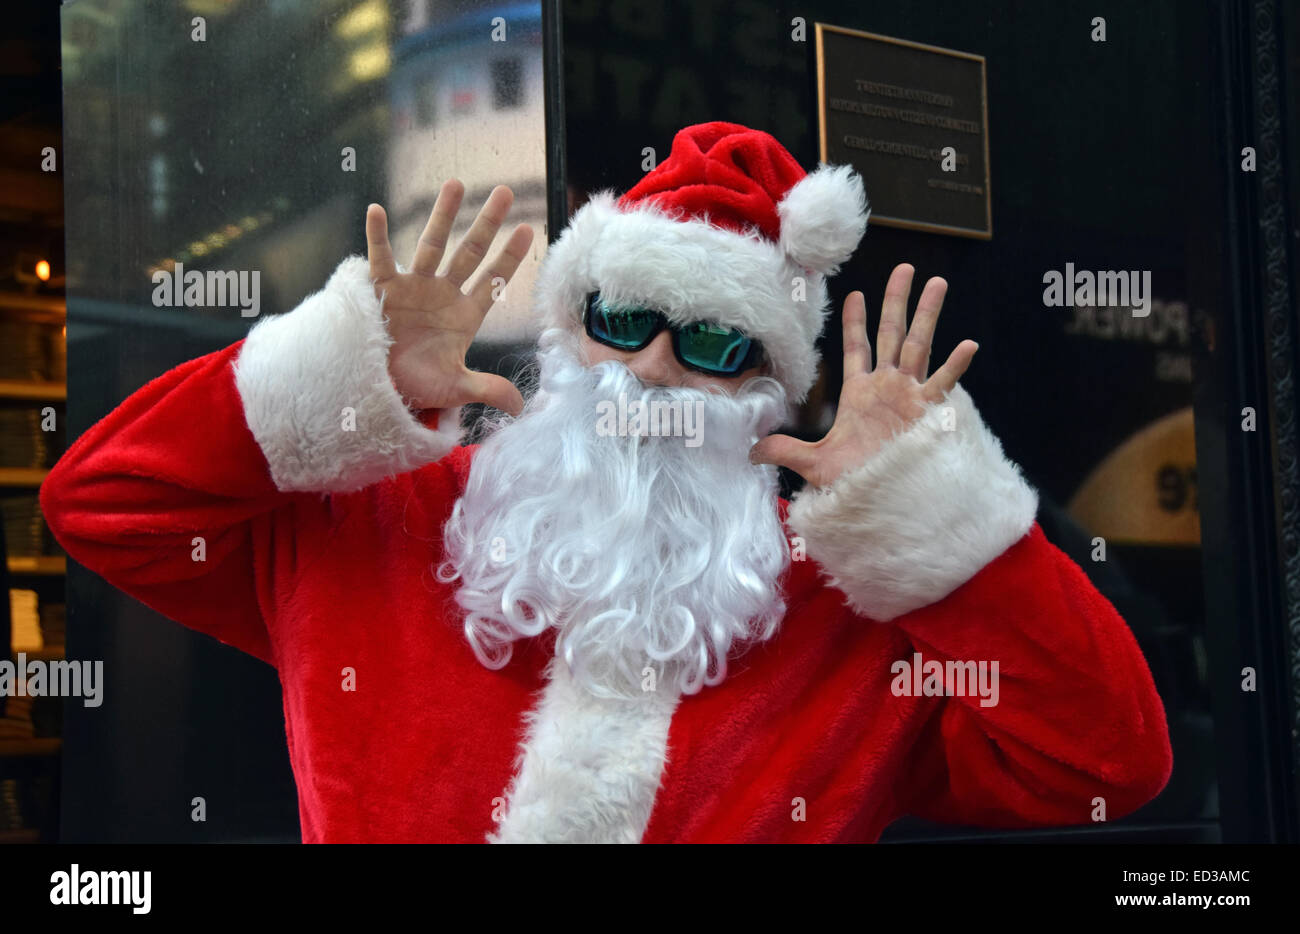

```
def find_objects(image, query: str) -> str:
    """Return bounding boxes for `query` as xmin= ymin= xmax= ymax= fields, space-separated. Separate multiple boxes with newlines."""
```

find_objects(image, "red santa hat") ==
xmin=535 ymin=121 xmax=870 ymax=401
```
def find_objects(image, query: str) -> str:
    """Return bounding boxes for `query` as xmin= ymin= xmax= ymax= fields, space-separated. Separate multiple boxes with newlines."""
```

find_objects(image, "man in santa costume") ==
xmin=41 ymin=122 xmax=1172 ymax=843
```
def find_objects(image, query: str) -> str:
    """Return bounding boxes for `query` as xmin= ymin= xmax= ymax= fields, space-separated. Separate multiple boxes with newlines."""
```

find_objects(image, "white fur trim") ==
xmin=488 ymin=658 xmax=680 ymax=843
xmin=535 ymin=192 xmax=828 ymax=402
xmin=786 ymin=384 xmax=1038 ymax=621
xmin=778 ymin=163 xmax=870 ymax=276
xmin=232 ymin=255 xmax=463 ymax=493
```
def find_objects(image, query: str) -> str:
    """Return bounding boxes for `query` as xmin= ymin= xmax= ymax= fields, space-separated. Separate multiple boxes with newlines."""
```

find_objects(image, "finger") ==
xmin=444 ymin=185 xmax=514 ymax=288
xmin=926 ymin=340 xmax=979 ymax=398
xmin=899 ymin=276 xmax=948 ymax=379
xmin=468 ymin=223 xmax=536 ymax=312
xmin=366 ymin=204 xmax=397 ymax=283
xmin=841 ymin=291 xmax=872 ymax=376
xmin=750 ymin=433 xmax=819 ymax=477
xmin=461 ymin=369 xmax=525 ymax=417
xmin=875 ymin=263 xmax=914 ymax=369
xmin=410 ymin=179 xmax=465 ymax=277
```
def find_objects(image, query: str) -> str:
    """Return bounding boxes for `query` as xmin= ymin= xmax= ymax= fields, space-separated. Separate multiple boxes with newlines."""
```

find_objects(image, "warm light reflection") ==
xmin=184 ymin=0 xmax=237 ymax=16
xmin=35 ymin=260 xmax=50 ymax=281
xmin=349 ymin=43 xmax=391 ymax=82
xmin=336 ymin=0 xmax=388 ymax=40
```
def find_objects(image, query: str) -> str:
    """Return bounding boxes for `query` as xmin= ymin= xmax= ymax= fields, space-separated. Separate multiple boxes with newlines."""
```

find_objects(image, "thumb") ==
xmin=750 ymin=433 xmax=816 ymax=475
xmin=461 ymin=370 xmax=525 ymax=417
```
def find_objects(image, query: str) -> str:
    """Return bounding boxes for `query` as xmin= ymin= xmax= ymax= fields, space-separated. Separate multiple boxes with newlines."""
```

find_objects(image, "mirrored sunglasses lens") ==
xmin=590 ymin=299 xmax=659 ymax=348
xmin=679 ymin=324 xmax=753 ymax=374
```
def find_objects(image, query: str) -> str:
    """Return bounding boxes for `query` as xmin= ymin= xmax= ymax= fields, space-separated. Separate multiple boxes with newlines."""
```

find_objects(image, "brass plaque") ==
xmin=815 ymin=23 xmax=991 ymax=239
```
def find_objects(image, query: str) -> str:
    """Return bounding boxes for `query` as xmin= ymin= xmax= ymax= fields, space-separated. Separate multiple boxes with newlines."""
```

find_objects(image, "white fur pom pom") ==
xmin=777 ymin=164 xmax=869 ymax=275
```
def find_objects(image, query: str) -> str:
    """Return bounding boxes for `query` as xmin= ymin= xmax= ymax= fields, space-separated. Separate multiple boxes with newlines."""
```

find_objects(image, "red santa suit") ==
xmin=40 ymin=124 xmax=1173 ymax=843
xmin=39 ymin=257 xmax=1172 ymax=842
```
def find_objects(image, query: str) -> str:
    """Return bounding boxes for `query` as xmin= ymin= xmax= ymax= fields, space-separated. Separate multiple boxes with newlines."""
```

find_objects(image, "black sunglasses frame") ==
xmin=582 ymin=292 xmax=765 ymax=378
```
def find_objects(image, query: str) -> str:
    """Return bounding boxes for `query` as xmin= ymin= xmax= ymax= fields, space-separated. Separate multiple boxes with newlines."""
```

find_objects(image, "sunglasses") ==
xmin=583 ymin=292 xmax=764 ymax=377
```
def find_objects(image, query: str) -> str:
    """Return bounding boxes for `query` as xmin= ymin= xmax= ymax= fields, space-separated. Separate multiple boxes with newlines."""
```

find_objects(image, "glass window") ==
xmin=415 ymin=73 xmax=437 ymax=127
xmin=560 ymin=0 xmax=1232 ymax=843
xmin=59 ymin=0 xmax=547 ymax=842
xmin=491 ymin=57 xmax=523 ymax=109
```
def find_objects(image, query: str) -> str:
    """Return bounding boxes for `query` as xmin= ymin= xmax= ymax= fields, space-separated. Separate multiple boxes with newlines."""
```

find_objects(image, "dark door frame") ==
xmin=1199 ymin=0 xmax=1300 ymax=844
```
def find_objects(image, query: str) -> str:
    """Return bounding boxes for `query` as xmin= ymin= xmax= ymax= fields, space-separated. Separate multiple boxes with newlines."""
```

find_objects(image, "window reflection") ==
xmin=62 ymin=0 xmax=546 ymax=343
xmin=59 ymin=0 xmax=546 ymax=842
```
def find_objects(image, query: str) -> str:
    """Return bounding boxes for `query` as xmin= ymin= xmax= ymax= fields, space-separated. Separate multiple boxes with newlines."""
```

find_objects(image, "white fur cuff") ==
xmin=232 ymin=255 xmax=463 ymax=493
xmin=786 ymin=384 xmax=1038 ymax=621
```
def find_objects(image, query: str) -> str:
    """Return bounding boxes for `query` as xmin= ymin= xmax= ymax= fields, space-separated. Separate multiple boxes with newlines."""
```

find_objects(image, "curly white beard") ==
xmin=438 ymin=329 xmax=792 ymax=700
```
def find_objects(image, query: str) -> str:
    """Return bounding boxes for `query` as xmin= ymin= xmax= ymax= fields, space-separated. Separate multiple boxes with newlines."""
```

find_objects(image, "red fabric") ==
xmin=41 ymin=345 xmax=1173 ymax=842
xmin=417 ymin=408 xmax=441 ymax=431
xmin=617 ymin=121 xmax=807 ymax=241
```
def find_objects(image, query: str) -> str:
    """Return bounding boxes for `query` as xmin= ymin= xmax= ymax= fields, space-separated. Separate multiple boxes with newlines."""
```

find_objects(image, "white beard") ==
xmin=438 ymin=330 xmax=792 ymax=700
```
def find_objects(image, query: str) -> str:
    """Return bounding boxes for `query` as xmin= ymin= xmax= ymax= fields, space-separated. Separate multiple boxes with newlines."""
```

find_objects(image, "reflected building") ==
xmin=389 ymin=0 xmax=547 ymax=343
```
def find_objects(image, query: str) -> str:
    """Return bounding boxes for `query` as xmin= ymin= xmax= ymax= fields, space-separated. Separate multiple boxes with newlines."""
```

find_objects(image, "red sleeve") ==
xmin=40 ymin=342 xmax=332 ymax=666
xmin=43 ymin=254 xmax=484 ymax=666
xmin=889 ymin=522 xmax=1173 ymax=829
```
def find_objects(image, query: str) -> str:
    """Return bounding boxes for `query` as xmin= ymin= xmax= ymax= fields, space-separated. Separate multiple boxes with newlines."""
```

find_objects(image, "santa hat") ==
xmin=535 ymin=121 xmax=870 ymax=402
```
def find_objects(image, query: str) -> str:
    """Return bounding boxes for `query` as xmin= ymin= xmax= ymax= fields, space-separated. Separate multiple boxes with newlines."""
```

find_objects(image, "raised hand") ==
xmin=750 ymin=263 xmax=979 ymax=489
xmin=366 ymin=179 xmax=534 ymax=416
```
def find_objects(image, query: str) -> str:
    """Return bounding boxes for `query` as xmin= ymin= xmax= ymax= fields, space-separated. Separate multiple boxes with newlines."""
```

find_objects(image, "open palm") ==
xmin=751 ymin=264 xmax=979 ymax=489
xmin=366 ymin=179 xmax=534 ymax=415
